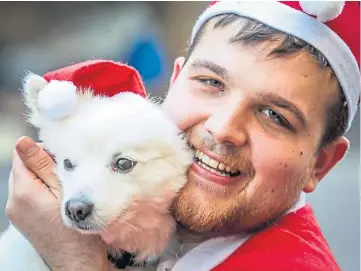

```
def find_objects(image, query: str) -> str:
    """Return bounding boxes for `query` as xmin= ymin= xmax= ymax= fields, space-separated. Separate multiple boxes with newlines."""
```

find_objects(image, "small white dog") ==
xmin=0 ymin=61 xmax=192 ymax=271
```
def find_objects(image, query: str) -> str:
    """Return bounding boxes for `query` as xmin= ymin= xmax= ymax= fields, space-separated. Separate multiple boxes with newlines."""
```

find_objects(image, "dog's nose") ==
xmin=65 ymin=200 xmax=93 ymax=222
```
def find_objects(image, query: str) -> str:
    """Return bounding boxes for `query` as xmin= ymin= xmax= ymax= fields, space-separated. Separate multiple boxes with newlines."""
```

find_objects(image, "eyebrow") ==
xmin=257 ymin=92 xmax=307 ymax=129
xmin=188 ymin=59 xmax=229 ymax=82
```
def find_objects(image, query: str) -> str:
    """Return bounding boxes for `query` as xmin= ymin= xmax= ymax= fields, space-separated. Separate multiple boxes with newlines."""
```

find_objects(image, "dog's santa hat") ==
xmin=191 ymin=1 xmax=360 ymax=131
xmin=36 ymin=60 xmax=147 ymax=121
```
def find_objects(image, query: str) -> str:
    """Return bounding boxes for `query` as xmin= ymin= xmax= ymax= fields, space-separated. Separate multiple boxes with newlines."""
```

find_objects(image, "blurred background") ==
xmin=0 ymin=2 xmax=359 ymax=271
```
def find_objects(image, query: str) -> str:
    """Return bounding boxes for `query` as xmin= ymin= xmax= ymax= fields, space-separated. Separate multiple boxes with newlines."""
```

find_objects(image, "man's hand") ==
xmin=6 ymin=136 xmax=109 ymax=271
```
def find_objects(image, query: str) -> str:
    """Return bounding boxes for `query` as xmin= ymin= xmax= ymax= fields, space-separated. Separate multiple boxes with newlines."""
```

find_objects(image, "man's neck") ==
xmin=177 ymin=226 xmax=207 ymax=242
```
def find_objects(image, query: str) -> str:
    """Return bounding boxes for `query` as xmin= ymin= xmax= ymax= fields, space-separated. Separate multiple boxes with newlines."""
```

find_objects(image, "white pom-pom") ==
xmin=37 ymin=80 xmax=78 ymax=121
xmin=300 ymin=1 xmax=345 ymax=22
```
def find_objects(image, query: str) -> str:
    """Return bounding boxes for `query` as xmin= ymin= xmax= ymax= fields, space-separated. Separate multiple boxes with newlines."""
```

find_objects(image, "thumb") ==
xmin=15 ymin=136 xmax=60 ymax=193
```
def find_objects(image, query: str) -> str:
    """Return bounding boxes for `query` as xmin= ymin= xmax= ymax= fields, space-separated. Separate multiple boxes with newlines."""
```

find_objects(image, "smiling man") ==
xmin=5 ymin=1 xmax=360 ymax=271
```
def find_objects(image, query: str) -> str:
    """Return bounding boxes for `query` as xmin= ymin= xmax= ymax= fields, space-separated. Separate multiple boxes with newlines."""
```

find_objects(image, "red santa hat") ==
xmin=191 ymin=1 xmax=360 ymax=131
xmin=36 ymin=60 xmax=147 ymax=121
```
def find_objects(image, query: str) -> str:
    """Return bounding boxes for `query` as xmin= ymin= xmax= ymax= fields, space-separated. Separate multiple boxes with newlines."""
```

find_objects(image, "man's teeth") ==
xmin=194 ymin=149 xmax=239 ymax=177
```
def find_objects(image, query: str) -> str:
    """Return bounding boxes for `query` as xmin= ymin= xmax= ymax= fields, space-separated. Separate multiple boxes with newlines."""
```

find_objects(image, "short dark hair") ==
xmin=185 ymin=14 xmax=348 ymax=150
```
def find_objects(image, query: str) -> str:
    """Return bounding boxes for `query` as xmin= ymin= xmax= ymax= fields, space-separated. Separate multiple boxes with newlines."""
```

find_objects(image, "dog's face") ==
xmin=22 ymin=74 xmax=192 ymax=255
xmin=51 ymin=95 xmax=190 ymax=232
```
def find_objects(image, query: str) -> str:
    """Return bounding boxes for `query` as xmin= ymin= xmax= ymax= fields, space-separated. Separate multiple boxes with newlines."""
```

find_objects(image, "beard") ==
xmin=171 ymin=171 xmax=308 ymax=237
xmin=170 ymin=128 xmax=311 ymax=237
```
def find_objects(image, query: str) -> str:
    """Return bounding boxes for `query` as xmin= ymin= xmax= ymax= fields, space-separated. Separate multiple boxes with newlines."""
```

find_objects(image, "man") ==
xmin=5 ymin=1 xmax=360 ymax=270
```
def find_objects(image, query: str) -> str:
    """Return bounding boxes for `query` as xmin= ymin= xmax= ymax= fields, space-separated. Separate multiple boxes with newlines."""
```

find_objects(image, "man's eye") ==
xmin=197 ymin=78 xmax=225 ymax=90
xmin=261 ymin=108 xmax=290 ymax=128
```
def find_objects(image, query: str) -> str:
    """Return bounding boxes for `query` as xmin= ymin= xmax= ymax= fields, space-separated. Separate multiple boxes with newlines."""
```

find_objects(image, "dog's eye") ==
xmin=64 ymin=159 xmax=75 ymax=171
xmin=115 ymin=157 xmax=137 ymax=173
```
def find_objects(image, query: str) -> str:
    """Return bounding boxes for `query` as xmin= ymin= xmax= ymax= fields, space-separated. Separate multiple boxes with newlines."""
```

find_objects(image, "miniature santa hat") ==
xmin=191 ymin=1 xmax=360 ymax=131
xmin=37 ymin=60 xmax=147 ymax=120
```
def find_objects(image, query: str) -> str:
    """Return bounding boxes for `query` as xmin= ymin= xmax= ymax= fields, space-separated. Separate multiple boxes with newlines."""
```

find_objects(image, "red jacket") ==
xmin=211 ymin=204 xmax=341 ymax=271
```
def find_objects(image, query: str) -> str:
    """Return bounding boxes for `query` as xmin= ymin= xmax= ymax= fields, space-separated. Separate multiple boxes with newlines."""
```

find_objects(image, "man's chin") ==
xmin=173 ymin=212 xmax=238 ymax=239
xmin=171 ymin=180 xmax=271 ymax=237
xmin=171 ymin=185 xmax=235 ymax=237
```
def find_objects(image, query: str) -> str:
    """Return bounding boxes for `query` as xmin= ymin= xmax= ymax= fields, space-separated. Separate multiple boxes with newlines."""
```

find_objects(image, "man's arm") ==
xmin=6 ymin=136 xmax=109 ymax=271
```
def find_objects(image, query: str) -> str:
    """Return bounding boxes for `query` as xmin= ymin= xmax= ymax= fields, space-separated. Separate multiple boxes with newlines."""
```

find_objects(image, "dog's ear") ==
xmin=22 ymin=72 xmax=79 ymax=126
xmin=21 ymin=72 xmax=50 ymax=127
xmin=22 ymin=72 xmax=49 ymax=115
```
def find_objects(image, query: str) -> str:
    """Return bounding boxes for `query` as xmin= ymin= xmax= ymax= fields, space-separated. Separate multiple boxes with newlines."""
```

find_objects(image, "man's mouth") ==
xmin=193 ymin=149 xmax=241 ymax=177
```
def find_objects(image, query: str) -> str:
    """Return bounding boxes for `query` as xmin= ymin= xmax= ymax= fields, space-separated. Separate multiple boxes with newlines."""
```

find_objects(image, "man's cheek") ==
xmin=252 ymin=155 xmax=301 ymax=186
xmin=164 ymin=101 xmax=208 ymax=132
xmin=245 ymin=157 xmax=303 ymax=209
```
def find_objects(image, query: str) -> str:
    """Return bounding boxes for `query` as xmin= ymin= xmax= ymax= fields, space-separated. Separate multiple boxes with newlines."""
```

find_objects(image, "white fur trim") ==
xmin=170 ymin=235 xmax=251 ymax=271
xmin=285 ymin=192 xmax=306 ymax=215
xmin=37 ymin=80 xmax=78 ymax=121
xmin=168 ymin=194 xmax=306 ymax=271
xmin=191 ymin=1 xmax=360 ymax=131
xmin=299 ymin=1 xmax=345 ymax=22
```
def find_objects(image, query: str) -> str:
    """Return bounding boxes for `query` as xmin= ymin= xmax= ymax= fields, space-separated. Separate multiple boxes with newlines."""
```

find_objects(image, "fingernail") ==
xmin=17 ymin=137 xmax=37 ymax=155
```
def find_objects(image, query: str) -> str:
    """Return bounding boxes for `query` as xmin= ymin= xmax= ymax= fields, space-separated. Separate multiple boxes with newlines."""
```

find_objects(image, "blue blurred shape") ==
xmin=126 ymin=33 xmax=166 ymax=90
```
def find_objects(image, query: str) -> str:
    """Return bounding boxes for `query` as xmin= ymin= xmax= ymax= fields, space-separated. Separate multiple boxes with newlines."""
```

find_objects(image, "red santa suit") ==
xmin=167 ymin=194 xmax=341 ymax=271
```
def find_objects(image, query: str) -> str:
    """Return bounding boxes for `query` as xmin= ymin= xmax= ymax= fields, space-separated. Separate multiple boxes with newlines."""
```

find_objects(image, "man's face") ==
xmin=162 ymin=21 xmax=348 ymax=235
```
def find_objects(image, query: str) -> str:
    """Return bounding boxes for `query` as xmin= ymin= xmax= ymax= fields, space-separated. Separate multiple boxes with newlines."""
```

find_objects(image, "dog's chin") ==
xmin=62 ymin=218 xmax=104 ymax=235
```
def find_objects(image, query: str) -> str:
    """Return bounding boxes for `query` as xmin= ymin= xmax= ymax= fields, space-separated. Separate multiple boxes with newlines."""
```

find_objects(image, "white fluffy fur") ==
xmin=299 ymin=1 xmax=345 ymax=22
xmin=0 ymin=73 xmax=192 ymax=270
xmin=38 ymin=80 xmax=78 ymax=121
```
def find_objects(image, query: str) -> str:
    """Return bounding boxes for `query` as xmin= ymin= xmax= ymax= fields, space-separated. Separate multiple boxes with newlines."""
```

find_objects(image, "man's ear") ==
xmin=169 ymin=57 xmax=185 ymax=89
xmin=303 ymin=136 xmax=349 ymax=193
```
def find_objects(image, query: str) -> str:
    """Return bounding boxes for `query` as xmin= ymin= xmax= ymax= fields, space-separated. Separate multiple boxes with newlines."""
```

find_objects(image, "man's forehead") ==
xmin=198 ymin=16 xmax=274 ymax=47
xmin=192 ymin=22 xmax=291 ymax=66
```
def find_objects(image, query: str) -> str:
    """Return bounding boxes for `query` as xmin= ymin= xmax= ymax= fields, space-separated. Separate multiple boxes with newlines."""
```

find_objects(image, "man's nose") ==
xmin=204 ymin=101 xmax=248 ymax=147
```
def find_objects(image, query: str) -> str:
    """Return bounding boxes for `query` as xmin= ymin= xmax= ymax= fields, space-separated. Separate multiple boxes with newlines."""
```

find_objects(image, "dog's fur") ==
xmin=0 ymin=73 xmax=192 ymax=270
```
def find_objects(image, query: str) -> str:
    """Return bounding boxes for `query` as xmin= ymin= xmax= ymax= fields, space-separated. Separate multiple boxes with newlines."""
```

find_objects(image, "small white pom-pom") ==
xmin=300 ymin=1 xmax=345 ymax=22
xmin=37 ymin=80 xmax=78 ymax=121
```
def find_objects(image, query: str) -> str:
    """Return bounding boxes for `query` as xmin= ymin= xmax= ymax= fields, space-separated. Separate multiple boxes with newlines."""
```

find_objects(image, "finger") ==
xmin=7 ymin=151 xmax=43 ymax=218
xmin=15 ymin=136 xmax=60 ymax=192
xmin=9 ymin=148 xmax=59 ymax=209
xmin=11 ymin=150 xmax=48 ymax=200
xmin=36 ymin=143 xmax=56 ymax=162
xmin=12 ymin=149 xmax=42 ymax=187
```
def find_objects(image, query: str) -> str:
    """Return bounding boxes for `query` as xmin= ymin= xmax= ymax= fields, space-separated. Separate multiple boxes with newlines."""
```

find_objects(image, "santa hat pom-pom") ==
xmin=37 ymin=80 xmax=78 ymax=121
xmin=300 ymin=1 xmax=345 ymax=22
